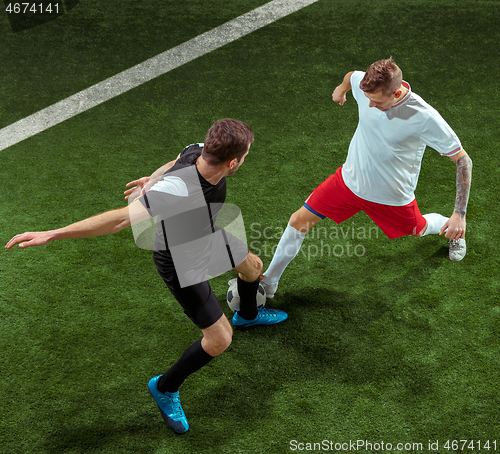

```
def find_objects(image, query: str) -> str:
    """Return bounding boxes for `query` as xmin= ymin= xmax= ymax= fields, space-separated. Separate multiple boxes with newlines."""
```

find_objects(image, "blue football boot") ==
xmin=232 ymin=307 xmax=288 ymax=329
xmin=148 ymin=375 xmax=189 ymax=434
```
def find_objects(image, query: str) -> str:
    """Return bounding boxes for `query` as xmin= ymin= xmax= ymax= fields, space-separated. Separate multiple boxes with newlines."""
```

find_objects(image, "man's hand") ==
xmin=124 ymin=177 xmax=150 ymax=200
xmin=332 ymin=71 xmax=354 ymax=106
xmin=125 ymin=156 xmax=179 ymax=200
xmin=5 ymin=231 xmax=54 ymax=249
xmin=440 ymin=212 xmax=466 ymax=240
xmin=6 ymin=206 xmax=132 ymax=251
xmin=332 ymin=86 xmax=347 ymax=105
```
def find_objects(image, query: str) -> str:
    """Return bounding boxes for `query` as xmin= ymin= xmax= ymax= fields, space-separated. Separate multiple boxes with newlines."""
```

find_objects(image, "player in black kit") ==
xmin=5 ymin=119 xmax=288 ymax=434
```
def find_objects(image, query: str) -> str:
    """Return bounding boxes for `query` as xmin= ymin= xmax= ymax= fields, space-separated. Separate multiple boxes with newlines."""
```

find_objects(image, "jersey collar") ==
xmin=391 ymin=81 xmax=411 ymax=108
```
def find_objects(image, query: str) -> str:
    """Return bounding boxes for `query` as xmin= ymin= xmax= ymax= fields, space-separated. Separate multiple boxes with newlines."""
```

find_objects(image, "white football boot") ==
xmin=449 ymin=238 xmax=466 ymax=261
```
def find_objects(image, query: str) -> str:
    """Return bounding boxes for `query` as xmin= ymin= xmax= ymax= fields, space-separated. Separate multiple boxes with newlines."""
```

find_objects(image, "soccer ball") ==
xmin=226 ymin=278 xmax=266 ymax=312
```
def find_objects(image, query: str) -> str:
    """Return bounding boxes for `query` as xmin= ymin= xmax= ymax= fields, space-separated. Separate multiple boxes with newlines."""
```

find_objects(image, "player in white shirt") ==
xmin=262 ymin=58 xmax=472 ymax=298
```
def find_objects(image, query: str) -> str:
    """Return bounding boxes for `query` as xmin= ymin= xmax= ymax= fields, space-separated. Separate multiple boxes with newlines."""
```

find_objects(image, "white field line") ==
xmin=0 ymin=0 xmax=319 ymax=151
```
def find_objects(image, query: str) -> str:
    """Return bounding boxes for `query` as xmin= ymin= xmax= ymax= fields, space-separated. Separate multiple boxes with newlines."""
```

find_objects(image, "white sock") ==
xmin=262 ymin=223 xmax=307 ymax=285
xmin=422 ymin=213 xmax=449 ymax=236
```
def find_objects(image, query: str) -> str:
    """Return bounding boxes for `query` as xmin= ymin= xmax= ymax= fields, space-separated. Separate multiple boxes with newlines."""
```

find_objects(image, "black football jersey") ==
xmin=140 ymin=143 xmax=227 ymax=253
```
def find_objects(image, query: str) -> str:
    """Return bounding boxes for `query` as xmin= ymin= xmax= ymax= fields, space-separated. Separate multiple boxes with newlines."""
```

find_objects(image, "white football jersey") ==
xmin=341 ymin=71 xmax=462 ymax=206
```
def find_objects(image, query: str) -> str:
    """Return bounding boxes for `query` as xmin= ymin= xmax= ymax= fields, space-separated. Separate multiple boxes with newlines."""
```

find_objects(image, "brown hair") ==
xmin=360 ymin=57 xmax=403 ymax=95
xmin=202 ymin=119 xmax=254 ymax=166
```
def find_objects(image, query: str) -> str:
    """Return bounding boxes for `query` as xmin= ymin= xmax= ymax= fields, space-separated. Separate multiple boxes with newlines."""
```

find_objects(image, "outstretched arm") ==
xmin=440 ymin=149 xmax=472 ymax=239
xmin=332 ymin=71 xmax=354 ymax=106
xmin=5 ymin=199 xmax=150 ymax=249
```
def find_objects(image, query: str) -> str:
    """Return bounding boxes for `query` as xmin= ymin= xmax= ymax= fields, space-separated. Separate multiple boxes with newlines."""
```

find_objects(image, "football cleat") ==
xmin=148 ymin=375 xmax=189 ymax=434
xmin=449 ymin=238 xmax=466 ymax=261
xmin=232 ymin=306 xmax=288 ymax=329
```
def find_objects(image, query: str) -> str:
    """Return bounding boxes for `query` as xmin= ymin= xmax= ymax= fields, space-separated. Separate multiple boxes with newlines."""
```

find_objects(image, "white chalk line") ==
xmin=0 ymin=0 xmax=319 ymax=151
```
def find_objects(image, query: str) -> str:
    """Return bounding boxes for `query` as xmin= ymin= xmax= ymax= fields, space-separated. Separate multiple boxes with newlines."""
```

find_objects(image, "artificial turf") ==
xmin=1 ymin=0 xmax=499 ymax=453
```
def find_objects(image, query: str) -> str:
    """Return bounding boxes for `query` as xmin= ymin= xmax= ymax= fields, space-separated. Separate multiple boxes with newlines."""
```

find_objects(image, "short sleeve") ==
xmin=421 ymin=111 xmax=462 ymax=157
xmin=350 ymin=71 xmax=365 ymax=103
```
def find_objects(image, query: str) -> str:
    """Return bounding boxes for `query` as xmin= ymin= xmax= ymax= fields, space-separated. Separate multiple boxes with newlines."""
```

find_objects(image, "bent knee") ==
xmin=289 ymin=210 xmax=305 ymax=231
xmin=289 ymin=207 xmax=320 ymax=233
xmin=247 ymin=251 xmax=263 ymax=275
xmin=412 ymin=221 xmax=428 ymax=238
xmin=216 ymin=332 xmax=233 ymax=354
xmin=222 ymin=331 xmax=233 ymax=350
xmin=204 ymin=331 xmax=232 ymax=356
xmin=237 ymin=251 xmax=262 ymax=281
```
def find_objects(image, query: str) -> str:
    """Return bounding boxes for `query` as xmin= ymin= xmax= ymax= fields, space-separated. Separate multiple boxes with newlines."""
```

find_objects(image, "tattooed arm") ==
xmin=440 ymin=149 xmax=472 ymax=239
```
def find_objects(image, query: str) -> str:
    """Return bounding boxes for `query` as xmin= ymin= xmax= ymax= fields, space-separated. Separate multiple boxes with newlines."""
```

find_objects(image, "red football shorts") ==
xmin=304 ymin=167 xmax=427 ymax=239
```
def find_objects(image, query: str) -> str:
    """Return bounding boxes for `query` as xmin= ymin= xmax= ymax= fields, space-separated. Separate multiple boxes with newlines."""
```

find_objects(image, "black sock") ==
xmin=237 ymin=276 xmax=259 ymax=321
xmin=157 ymin=338 xmax=213 ymax=393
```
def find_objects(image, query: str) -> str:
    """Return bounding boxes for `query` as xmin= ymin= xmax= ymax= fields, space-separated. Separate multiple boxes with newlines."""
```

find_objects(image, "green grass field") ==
xmin=1 ymin=1 xmax=499 ymax=453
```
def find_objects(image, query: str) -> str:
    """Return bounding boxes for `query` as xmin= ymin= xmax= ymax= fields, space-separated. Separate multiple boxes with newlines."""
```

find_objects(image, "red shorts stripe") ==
xmin=305 ymin=167 xmax=427 ymax=239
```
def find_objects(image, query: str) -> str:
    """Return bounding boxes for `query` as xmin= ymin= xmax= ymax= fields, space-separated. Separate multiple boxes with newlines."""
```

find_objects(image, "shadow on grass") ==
xmin=190 ymin=240 xmax=454 ymax=430
xmin=42 ymin=415 xmax=154 ymax=454
xmin=41 ymin=241 xmax=454 ymax=450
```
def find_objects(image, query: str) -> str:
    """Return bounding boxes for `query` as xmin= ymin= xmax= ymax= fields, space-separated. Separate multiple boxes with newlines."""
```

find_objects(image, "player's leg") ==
xmin=200 ymin=315 xmax=233 ymax=356
xmin=231 ymin=251 xmax=288 ymax=328
xmin=361 ymin=199 xmax=427 ymax=240
xmin=232 ymin=251 xmax=262 ymax=321
xmin=261 ymin=206 xmax=323 ymax=297
xmin=149 ymin=252 xmax=229 ymax=433
xmin=394 ymin=202 xmax=465 ymax=260
xmin=415 ymin=213 xmax=449 ymax=237
xmin=149 ymin=313 xmax=226 ymax=433
xmin=416 ymin=212 xmax=465 ymax=261
xmin=361 ymin=200 xmax=466 ymax=260
xmin=154 ymin=308 xmax=231 ymax=394
xmin=263 ymin=168 xmax=362 ymax=297
xmin=209 ymin=230 xmax=265 ymax=322
xmin=149 ymin=317 xmax=227 ymax=435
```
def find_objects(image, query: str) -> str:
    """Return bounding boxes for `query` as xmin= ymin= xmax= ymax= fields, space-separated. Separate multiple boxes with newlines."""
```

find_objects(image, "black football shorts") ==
xmin=153 ymin=251 xmax=224 ymax=329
